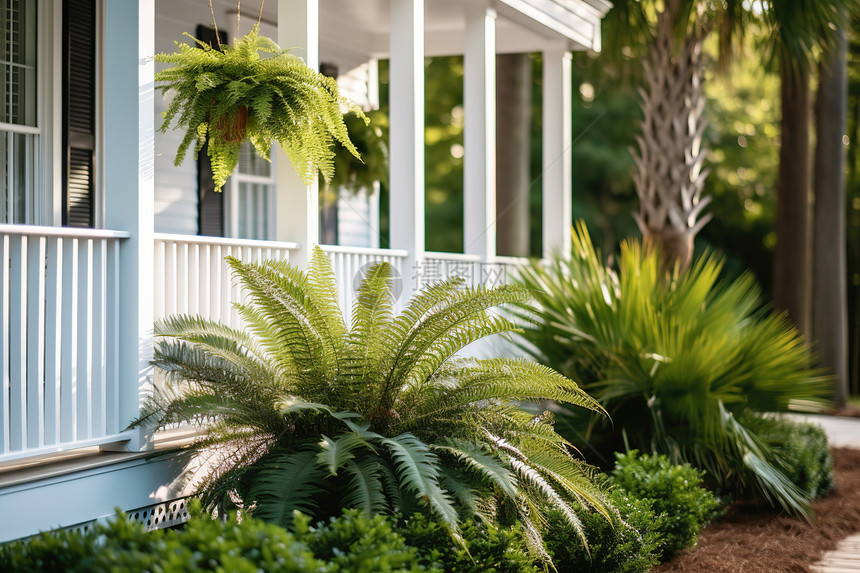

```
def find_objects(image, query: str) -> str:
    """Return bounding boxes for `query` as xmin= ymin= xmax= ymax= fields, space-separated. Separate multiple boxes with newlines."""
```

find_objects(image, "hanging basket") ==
xmin=216 ymin=105 xmax=248 ymax=143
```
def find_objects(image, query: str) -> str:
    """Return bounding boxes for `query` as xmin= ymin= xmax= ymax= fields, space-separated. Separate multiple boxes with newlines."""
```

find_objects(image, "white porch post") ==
xmin=463 ymin=3 xmax=496 ymax=261
xmin=276 ymin=0 xmax=319 ymax=267
xmin=101 ymin=0 xmax=155 ymax=450
xmin=542 ymin=48 xmax=573 ymax=260
xmin=389 ymin=0 xmax=425 ymax=299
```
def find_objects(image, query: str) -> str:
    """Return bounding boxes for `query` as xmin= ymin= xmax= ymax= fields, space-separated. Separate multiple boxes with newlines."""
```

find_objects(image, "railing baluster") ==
xmin=201 ymin=244 xmax=211 ymax=321
xmin=60 ymin=238 xmax=78 ymax=442
xmin=44 ymin=237 xmax=62 ymax=446
xmin=179 ymin=242 xmax=189 ymax=316
xmin=166 ymin=240 xmax=177 ymax=316
xmin=0 ymin=234 xmax=10 ymax=453
xmin=76 ymin=238 xmax=92 ymax=440
xmin=153 ymin=238 xmax=165 ymax=320
xmin=211 ymin=244 xmax=221 ymax=321
xmin=91 ymin=239 xmax=107 ymax=438
xmin=9 ymin=235 xmax=27 ymax=451
xmin=25 ymin=235 xmax=46 ymax=448
xmin=105 ymin=238 xmax=120 ymax=435
xmin=188 ymin=243 xmax=199 ymax=316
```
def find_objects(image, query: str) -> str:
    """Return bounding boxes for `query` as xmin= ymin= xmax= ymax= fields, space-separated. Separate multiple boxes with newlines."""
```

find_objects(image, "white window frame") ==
xmin=0 ymin=0 xmax=49 ymax=224
xmin=225 ymin=148 xmax=277 ymax=241
xmin=0 ymin=0 xmax=100 ymax=227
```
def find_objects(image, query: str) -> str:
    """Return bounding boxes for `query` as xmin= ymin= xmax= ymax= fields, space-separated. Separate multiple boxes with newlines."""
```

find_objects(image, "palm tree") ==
xmin=813 ymin=8 xmax=850 ymax=407
xmin=607 ymin=0 xmax=852 ymax=275
xmin=765 ymin=1 xmax=853 ymax=337
xmin=606 ymin=0 xmax=743 ymax=269
xmin=133 ymin=247 xmax=611 ymax=560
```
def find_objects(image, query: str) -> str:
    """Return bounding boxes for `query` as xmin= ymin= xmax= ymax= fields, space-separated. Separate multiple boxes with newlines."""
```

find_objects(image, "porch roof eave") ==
xmin=319 ymin=0 xmax=612 ymax=68
xmin=495 ymin=0 xmax=613 ymax=53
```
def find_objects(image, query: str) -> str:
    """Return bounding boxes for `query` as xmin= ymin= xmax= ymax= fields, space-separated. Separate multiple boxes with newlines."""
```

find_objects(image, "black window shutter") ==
xmin=196 ymin=25 xmax=227 ymax=237
xmin=62 ymin=0 xmax=96 ymax=228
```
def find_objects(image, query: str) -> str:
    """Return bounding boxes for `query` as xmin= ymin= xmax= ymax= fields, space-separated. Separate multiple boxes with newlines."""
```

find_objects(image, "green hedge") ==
xmin=3 ymin=447 xmax=746 ymax=573
xmin=0 ymin=503 xmax=423 ymax=573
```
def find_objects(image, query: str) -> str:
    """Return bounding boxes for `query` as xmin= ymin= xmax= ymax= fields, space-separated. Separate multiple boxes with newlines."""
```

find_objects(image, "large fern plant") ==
xmin=134 ymin=247 xmax=611 ymax=557
xmin=156 ymin=26 xmax=364 ymax=191
xmin=512 ymin=222 xmax=831 ymax=517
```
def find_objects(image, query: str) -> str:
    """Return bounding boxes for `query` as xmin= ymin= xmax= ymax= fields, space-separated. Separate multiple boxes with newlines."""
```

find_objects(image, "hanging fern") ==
xmin=155 ymin=26 xmax=365 ymax=192
xmin=133 ymin=248 xmax=613 ymax=564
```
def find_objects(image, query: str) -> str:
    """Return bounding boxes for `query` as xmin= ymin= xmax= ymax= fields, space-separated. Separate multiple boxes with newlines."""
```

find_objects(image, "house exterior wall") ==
xmin=0 ymin=0 xmax=610 ymax=544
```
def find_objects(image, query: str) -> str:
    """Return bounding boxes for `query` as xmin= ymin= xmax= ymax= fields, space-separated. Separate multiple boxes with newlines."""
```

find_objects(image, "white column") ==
xmin=463 ymin=4 xmax=496 ymax=260
xmin=101 ymin=0 xmax=155 ymax=451
xmin=542 ymin=49 xmax=572 ymax=260
xmin=389 ymin=0 xmax=425 ymax=298
xmin=276 ymin=0 xmax=319 ymax=267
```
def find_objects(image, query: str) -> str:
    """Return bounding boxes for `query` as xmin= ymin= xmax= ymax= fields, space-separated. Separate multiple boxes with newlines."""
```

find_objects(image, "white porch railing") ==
xmin=421 ymin=253 xmax=532 ymax=290
xmin=0 ymin=225 xmax=131 ymax=462
xmin=320 ymin=244 xmax=409 ymax=319
xmin=153 ymin=233 xmax=300 ymax=329
xmin=493 ymin=255 xmax=531 ymax=285
xmin=423 ymin=251 xmax=487 ymax=288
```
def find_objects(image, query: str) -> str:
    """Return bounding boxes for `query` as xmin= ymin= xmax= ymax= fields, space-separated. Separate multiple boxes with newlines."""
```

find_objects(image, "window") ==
xmin=227 ymin=142 xmax=276 ymax=240
xmin=0 ymin=0 xmax=38 ymax=224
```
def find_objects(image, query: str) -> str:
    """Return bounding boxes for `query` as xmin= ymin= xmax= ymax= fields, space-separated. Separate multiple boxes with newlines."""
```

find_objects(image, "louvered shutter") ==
xmin=62 ymin=0 xmax=96 ymax=227
xmin=196 ymin=24 xmax=227 ymax=237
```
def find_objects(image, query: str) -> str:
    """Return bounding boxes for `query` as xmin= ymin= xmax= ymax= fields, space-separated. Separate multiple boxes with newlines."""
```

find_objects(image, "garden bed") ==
xmin=656 ymin=448 xmax=860 ymax=572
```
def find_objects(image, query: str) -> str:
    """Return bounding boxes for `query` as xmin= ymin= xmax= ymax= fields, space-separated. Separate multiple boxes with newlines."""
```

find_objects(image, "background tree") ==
xmin=813 ymin=9 xmax=850 ymax=407
xmin=496 ymin=54 xmax=534 ymax=257
xmin=844 ymin=21 xmax=860 ymax=398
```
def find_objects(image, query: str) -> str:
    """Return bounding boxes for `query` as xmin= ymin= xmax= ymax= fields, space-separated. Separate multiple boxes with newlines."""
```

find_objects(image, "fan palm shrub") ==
xmin=512 ymin=222 xmax=830 ymax=516
xmin=133 ymin=247 xmax=611 ymax=557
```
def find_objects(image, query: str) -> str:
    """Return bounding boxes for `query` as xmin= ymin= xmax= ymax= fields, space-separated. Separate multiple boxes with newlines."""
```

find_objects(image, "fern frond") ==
xmin=382 ymin=433 xmax=460 ymax=533
xmin=247 ymin=447 xmax=327 ymax=528
xmin=433 ymin=439 xmax=519 ymax=501
xmin=342 ymin=457 xmax=388 ymax=517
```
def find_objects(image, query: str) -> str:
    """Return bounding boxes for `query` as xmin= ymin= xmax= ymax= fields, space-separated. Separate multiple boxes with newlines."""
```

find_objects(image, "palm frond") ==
xmin=515 ymin=222 xmax=831 ymax=514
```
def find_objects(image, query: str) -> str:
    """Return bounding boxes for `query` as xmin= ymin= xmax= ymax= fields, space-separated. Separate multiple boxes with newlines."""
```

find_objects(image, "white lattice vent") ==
xmin=127 ymin=498 xmax=191 ymax=531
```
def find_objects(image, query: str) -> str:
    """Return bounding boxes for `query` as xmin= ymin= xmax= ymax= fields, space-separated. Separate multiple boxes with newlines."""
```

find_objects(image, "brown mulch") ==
xmin=655 ymin=448 xmax=860 ymax=573
xmin=829 ymin=405 xmax=860 ymax=419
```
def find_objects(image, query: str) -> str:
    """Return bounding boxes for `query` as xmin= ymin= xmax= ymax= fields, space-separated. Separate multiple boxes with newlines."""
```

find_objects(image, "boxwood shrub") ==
xmin=398 ymin=513 xmax=537 ymax=573
xmin=741 ymin=415 xmax=834 ymax=499
xmin=544 ymin=487 xmax=663 ymax=573
xmin=610 ymin=451 xmax=722 ymax=558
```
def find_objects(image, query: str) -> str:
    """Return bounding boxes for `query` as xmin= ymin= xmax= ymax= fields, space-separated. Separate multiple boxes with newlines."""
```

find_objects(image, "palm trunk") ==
xmin=631 ymin=0 xmax=711 ymax=270
xmin=774 ymin=61 xmax=812 ymax=337
xmin=813 ymin=22 xmax=849 ymax=407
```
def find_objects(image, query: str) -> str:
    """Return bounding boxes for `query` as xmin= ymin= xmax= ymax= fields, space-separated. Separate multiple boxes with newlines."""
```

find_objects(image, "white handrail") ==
xmin=0 ymin=224 xmax=130 ymax=239
xmin=424 ymin=251 xmax=482 ymax=262
xmin=154 ymin=232 xmax=299 ymax=251
xmin=320 ymin=244 xmax=409 ymax=258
